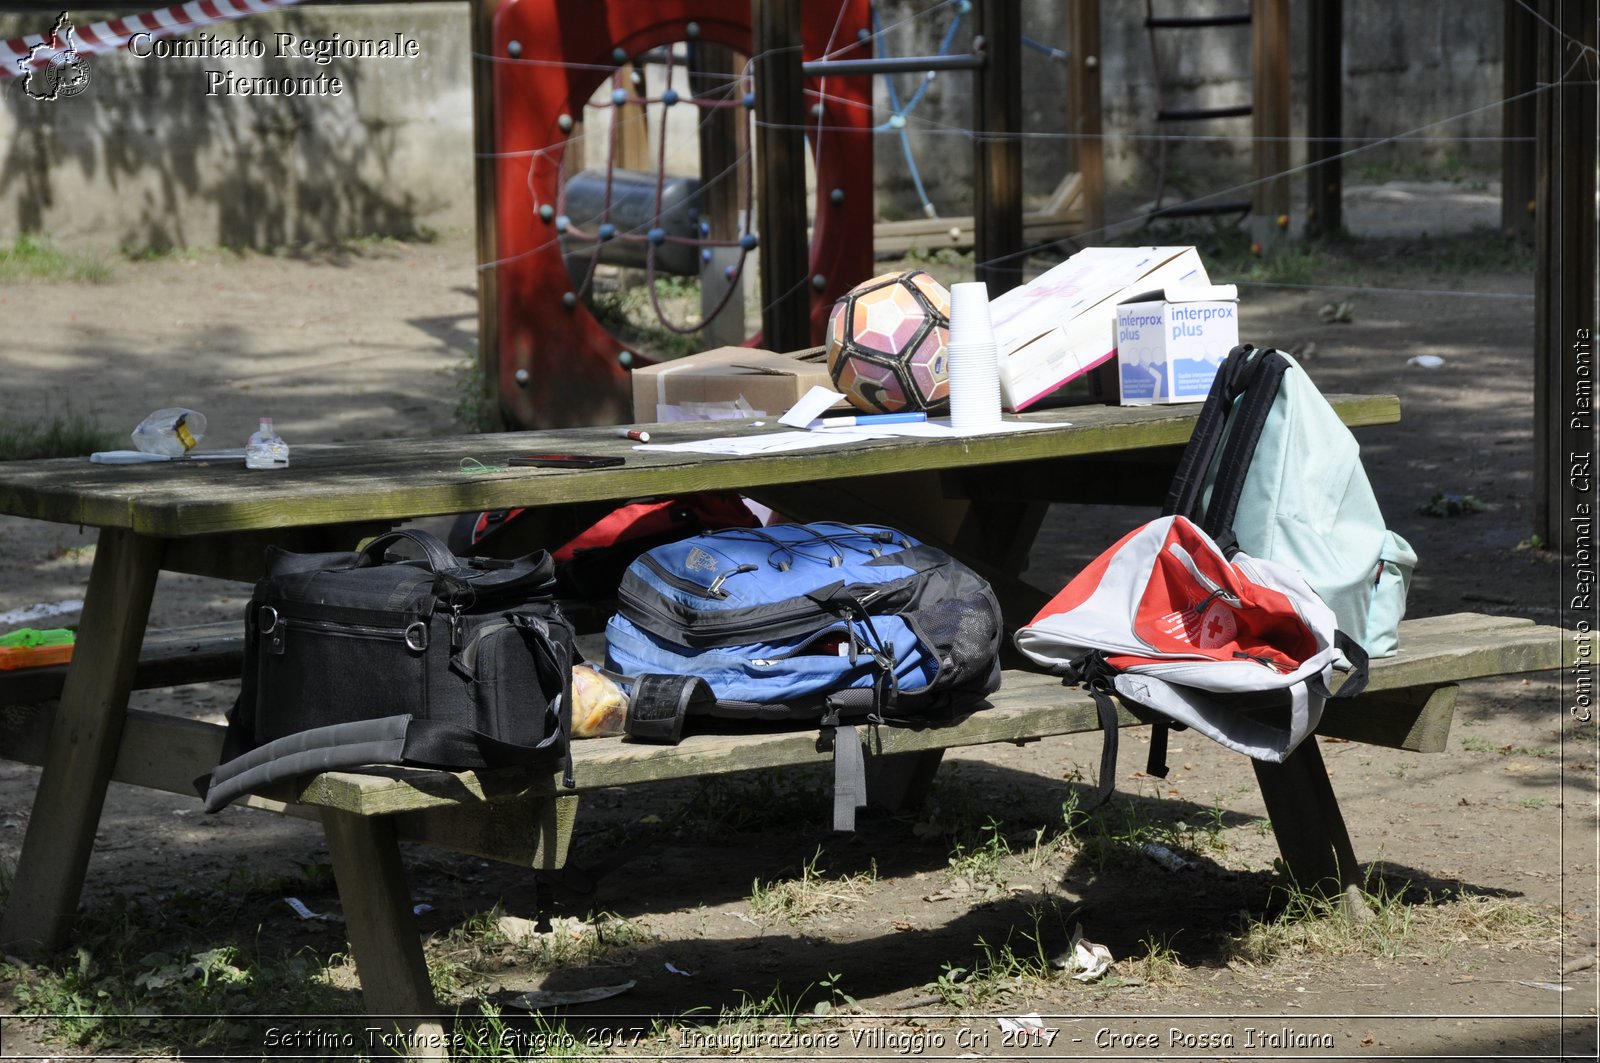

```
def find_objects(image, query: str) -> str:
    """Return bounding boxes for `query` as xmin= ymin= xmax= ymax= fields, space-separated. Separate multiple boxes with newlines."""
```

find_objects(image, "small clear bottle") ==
xmin=244 ymin=417 xmax=290 ymax=470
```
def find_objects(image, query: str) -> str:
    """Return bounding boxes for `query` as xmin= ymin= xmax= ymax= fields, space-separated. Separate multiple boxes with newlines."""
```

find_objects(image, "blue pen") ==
xmin=810 ymin=412 xmax=928 ymax=428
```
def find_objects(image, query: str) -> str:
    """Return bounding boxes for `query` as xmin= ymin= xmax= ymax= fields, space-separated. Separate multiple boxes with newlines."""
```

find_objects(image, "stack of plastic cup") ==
xmin=946 ymin=281 xmax=1002 ymax=431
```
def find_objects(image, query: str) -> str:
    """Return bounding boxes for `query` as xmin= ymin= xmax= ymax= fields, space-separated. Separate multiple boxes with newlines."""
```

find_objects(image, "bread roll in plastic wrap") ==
xmin=570 ymin=665 xmax=628 ymax=738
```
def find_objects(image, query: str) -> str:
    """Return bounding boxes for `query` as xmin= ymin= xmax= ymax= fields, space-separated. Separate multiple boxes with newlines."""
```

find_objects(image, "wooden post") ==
xmin=0 ymin=530 xmax=162 ymax=954
xmin=753 ymin=0 xmax=811 ymax=351
xmin=1304 ymin=0 xmax=1343 ymax=239
xmin=614 ymin=63 xmax=651 ymax=173
xmin=471 ymin=0 xmax=507 ymax=430
xmin=321 ymin=810 xmax=447 ymax=1058
xmin=1250 ymin=0 xmax=1292 ymax=252
xmin=1533 ymin=0 xmax=1598 ymax=555
xmin=1501 ymin=0 xmax=1539 ymax=243
xmin=1065 ymin=0 xmax=1104 ymax=238
xmin=692 ymin=43 xmax=748 ymax=347
xmin=1252 ymin=739 xmax=1363 ymax=905
xmin=974 ymin=0 xmax=1024 ymax=295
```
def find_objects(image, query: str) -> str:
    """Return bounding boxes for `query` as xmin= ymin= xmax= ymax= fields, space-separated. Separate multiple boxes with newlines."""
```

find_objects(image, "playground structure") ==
xmin=467 ymin=0 xmax=1122 ymax=429
xmin=476 ymin=0 xmax=877 ymax=429
xmin=469 ymin=0 xmax=1294 ymax=430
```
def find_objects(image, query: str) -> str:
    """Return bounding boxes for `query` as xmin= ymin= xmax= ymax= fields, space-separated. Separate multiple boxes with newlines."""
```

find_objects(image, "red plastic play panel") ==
xmin=491 ymin=0 xmax=874 ymax=428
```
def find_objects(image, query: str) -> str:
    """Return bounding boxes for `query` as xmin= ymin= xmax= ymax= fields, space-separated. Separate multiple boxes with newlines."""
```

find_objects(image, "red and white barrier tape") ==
xmin=2 ymin=0 xmax=306 ymax=79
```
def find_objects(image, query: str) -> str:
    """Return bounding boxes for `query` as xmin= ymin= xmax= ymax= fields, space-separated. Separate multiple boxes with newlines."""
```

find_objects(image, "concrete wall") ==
xmin=0 ymin=3 xmax=473 ymax=250
xmin=1 ymin=1 xmax=1508 ymax=252
xmin=872 ymin=0 xmax=1508 ymax=219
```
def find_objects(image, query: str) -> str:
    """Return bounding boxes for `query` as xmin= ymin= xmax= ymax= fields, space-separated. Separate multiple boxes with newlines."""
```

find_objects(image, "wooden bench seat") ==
xmin=293 ymin=612 xmax=1556 ymax=814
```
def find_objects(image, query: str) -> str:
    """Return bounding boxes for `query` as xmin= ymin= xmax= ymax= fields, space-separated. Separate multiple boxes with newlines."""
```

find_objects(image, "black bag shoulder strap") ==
xmin=360 ymin=528 xmax=555 ymax=598
xmin=1164 ymin=344 xmax=1263 ymax=520
xmin=1201 ymin=349 xmax=1291 ymax=542
xmin=359 ymin=528 xmax=461 ymax=573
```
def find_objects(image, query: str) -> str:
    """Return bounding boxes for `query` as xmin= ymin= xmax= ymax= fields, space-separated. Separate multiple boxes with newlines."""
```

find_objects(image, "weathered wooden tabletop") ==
xmin=0 ymin=396 xmax=1399 ymax=538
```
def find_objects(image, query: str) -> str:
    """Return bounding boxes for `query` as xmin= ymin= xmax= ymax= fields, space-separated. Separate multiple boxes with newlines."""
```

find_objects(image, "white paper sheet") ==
xmin=777 ymin=385 xmax=848 ymax=428
xmin=633 ymin=418 xmax=1070 ymax=456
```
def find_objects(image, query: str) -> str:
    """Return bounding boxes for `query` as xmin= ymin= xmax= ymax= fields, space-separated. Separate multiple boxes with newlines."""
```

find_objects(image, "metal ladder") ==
xmin=1144 ymin=3 xmax=1254 ymax=220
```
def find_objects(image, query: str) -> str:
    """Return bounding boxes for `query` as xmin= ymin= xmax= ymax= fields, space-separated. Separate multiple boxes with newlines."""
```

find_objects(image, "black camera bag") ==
xmin=200 ymin=528 xmax=574 ymax=812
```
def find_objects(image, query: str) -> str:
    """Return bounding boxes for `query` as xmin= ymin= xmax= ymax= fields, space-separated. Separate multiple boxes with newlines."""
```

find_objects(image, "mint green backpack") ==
xmin=1165 ymin=345 xmax=1416 ymax=658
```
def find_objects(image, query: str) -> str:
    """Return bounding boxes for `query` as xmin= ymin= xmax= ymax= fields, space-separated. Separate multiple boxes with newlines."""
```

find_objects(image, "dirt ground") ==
xmin=0 ymin=185 xmax=1595 ymax=1061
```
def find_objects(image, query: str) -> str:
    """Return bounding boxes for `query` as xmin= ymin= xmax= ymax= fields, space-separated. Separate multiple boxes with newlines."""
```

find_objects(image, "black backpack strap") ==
xmin=830 ymin=722 xmax=868 ymax=832
xmin=1164 ymin=343 xmax=1263 ymax=520
xmin=199 ymin=709 xmax=570 ymax=814
xmin=1201 ymin=348 xmax=1292 ymax=542
xmin=1146 ymin=720 xmax=1172 ymax=782
xmin=400 ymin=716 xmax=565 ymax=770
xmin=1086 ymin=679 xmax=1121 ymax=809
xmin=1069 ymin=652 xmax=1128 ymax=809
xmin=622 ymin=674 xmax=716 ymax=744
xmin=1308 ymin=631 xmax=1371 ymax=701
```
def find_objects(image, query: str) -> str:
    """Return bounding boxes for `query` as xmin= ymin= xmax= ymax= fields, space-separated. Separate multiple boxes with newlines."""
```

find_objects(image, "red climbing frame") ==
xmin=491 ymin=0 xmax=875 ymax=428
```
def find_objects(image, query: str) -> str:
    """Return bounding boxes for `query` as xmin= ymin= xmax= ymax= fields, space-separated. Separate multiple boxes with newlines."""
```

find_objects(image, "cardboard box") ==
xmin=631 ymin=346 xmax=835 ymax=423
xmin=987 ymin=246 xmax=1211 ymax=410
xmin=1115 ymin=285 xmax=1240 ymax=405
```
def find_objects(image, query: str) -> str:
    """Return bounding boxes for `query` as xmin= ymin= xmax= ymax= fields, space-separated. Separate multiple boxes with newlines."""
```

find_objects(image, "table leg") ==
xmin=865 ymin=749 xmax=945 ymax=813
xmin=1 ymin=528 xmax=162 ymax=954
xmin=320 ymin=808 xmax=447 ymax=1060
xmin=1252 ymin=737 xmax=1366 ymax=917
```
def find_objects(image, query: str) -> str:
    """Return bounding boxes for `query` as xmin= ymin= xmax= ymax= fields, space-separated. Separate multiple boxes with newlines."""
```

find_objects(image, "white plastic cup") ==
xmin=947 ymin=281 xmax=994 ymax=348
xmin=946 ymin=282 xmax=1001 ymax=430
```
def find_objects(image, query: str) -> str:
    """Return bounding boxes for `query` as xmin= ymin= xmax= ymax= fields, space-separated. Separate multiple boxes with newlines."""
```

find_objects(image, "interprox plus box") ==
xmin=1115 ymin=284 xmax=1240 ymax=405
xmin=987 ymin=246 xmax=1210 ymax=410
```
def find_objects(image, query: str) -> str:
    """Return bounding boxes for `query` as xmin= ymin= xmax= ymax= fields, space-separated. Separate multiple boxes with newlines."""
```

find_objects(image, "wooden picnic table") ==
xmin=0 ymin=396 xmax=1403 ymax=957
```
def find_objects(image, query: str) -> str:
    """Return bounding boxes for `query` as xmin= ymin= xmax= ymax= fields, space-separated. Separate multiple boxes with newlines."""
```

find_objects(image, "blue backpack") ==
xmin=605 ymin=522 xmax=1002 ymax=826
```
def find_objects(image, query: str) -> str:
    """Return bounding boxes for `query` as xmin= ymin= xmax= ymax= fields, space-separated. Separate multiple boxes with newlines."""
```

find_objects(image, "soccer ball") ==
xmin=825 ymin=270 xmax=951 ymax=413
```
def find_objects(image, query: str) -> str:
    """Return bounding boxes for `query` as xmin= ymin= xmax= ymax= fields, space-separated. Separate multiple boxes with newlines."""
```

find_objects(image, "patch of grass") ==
xmin=2 ymin=880 xmax=353 ymax=1056
xmin=928 ymin=904 xmax=1061 ymax=1009
xmin=748 ymin=847 xmax=877 ymax=925
xmin=425 ymin=906 xmax=651 ymax=1003
xmin=1060 ymin=790 xmax=1229 ymax=872
xmin=0 ymin=413 xmax=120 ymax=461
xmin=902 ymin=246 xmax=976 ymax=279
xmin=453 ymin=354 xmax=498 ymax=433
xmin=947 ymin=816 xmax=1015 ymax=886
xmin=687 ymin=981 xmax=809 ymax=1039
xmin=1122 ymin=934 xmax=1188 ymax=985
xmin=1138 ymin=216 xmax=1534 ymax=291
xmin=0 ymin=236 xmax=113 ymax=283
xmin=450 ymin=1001 xmax=599 ymax=1060
xmin=1229 ymin=875 xmax=1418 ymax=965
xmin=1425 ymin=893 xmax=1557 ymax=944
xmin=1460 ymin=735 xmax=1557 ymax=758
xmin=588 ymin=284 xmax=703 ymax=362
xmin=1227 ymin=872 xmax=1554 ymax=969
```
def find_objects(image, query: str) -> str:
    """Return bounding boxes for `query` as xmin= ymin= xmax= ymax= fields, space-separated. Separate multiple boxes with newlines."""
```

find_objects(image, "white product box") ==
xmin=1115 ymin=285 xmax=1240 ymax=405
xmin=987 ymin=246 xmax=1210 ymax=410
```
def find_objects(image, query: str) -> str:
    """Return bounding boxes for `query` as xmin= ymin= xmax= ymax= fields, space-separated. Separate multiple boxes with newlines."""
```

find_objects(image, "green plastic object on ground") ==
xmin=0 ymin=628 xmax=75 ymax=649
xmin=0 ymin=627 xmax=76 ymax=670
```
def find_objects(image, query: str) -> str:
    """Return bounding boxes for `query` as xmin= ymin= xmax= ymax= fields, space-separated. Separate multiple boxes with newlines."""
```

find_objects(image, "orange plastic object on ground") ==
xmin=0 ymin=642 xmax=74 ymax=670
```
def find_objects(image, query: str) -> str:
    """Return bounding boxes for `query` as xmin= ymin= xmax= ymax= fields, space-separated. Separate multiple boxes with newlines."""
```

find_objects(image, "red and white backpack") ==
xmin=1014 ymin=515 xmax=1367 ymax=803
